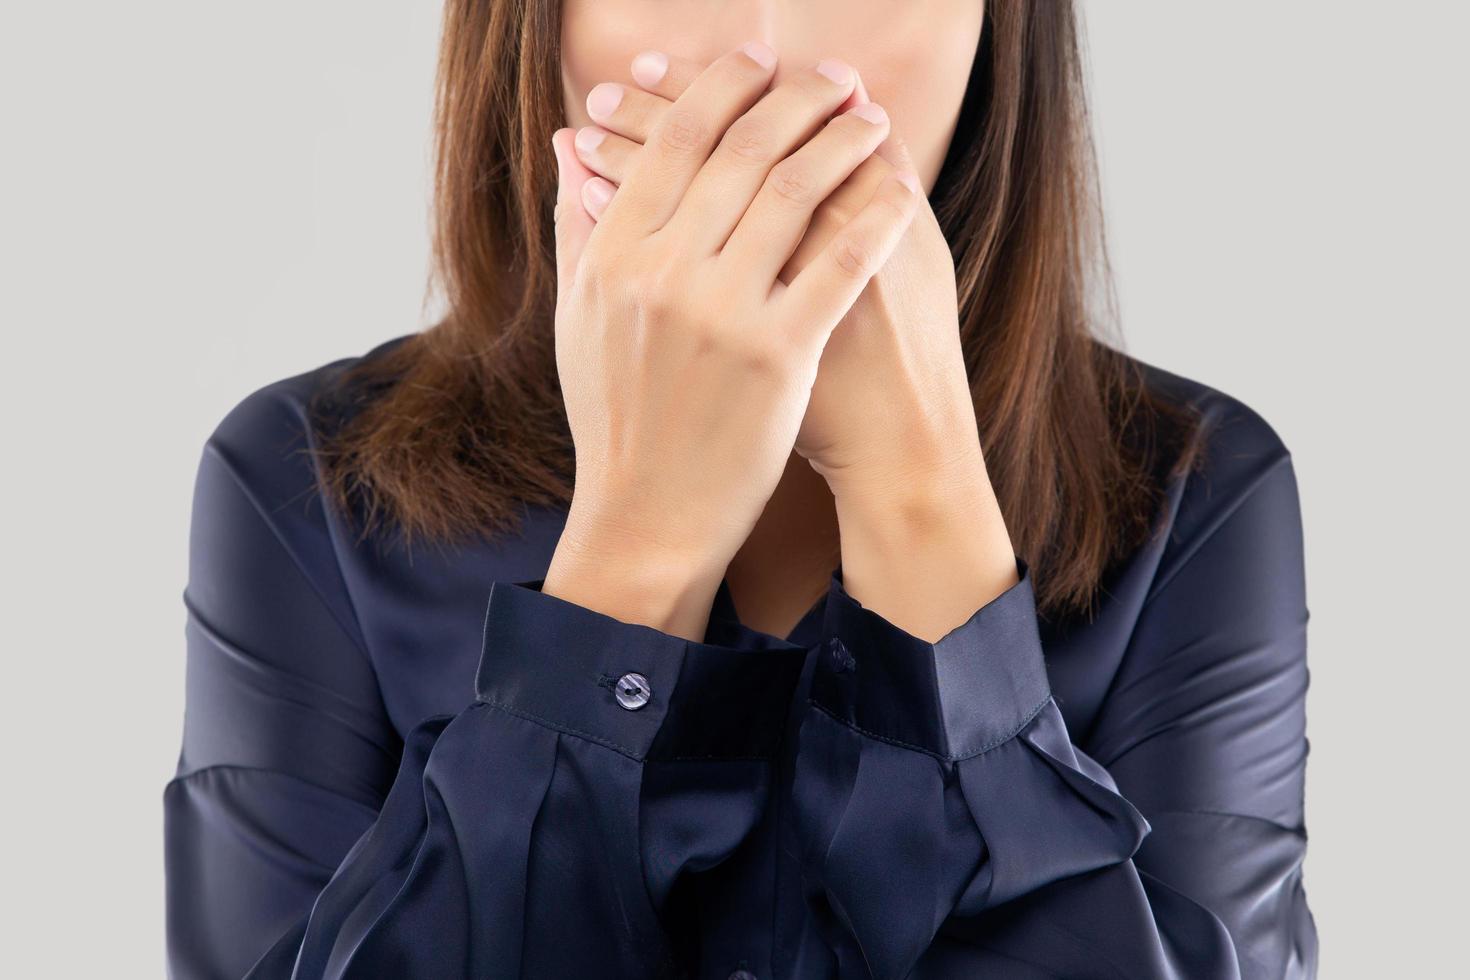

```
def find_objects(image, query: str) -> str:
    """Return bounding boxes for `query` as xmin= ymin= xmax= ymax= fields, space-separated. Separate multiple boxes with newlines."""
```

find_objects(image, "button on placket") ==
xmin=613 ymin=671 xmax=651 ymax=710
xmin=826 ymin=636 xmax=856 ymax=673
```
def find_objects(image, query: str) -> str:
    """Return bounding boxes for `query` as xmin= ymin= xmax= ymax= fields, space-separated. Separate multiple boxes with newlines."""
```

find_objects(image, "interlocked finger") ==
xmin=597 ymin=43 xmax=777 ymax=236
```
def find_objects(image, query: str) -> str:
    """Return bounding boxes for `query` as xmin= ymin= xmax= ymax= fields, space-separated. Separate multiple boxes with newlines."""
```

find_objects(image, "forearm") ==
xmin=829 ymin=445 xmax=1019 ymax=643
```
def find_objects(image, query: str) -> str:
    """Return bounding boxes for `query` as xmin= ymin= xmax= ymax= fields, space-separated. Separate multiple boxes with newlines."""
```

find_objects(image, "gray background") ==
xmin=2 ymin=2 xmax=1463 ymax=975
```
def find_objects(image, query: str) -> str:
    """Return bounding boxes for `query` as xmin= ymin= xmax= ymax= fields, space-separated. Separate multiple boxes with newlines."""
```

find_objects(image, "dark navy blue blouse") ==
xmin=164 ymin=335 xmax=1317 ymax=979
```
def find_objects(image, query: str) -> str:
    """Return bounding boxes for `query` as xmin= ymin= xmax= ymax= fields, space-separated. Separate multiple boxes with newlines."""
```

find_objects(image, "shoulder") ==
xmin=188 ymin=334 xmax=416 ymax=653
xmin=1129 ymin=353 xmax=1296 ymax=499
xmin=204 ymin=333 xmax=415 ymax=494
xmin=1132 ymin=354 xmax=1293 ymax=463
xmin=1125 ymin=353 xmax=1305 ymax=594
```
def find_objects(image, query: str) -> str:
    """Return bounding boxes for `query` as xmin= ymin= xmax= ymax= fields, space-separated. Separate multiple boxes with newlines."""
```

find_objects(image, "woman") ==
xmin=164 ymin=1 xmax=1317 ymax=977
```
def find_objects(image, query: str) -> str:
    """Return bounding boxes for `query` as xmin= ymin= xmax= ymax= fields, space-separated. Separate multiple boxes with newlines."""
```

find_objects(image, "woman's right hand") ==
xmin=543 ymin=42 xmax=921 ymax=640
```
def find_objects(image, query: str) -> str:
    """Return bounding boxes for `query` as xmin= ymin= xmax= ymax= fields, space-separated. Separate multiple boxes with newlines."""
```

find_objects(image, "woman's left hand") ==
xmin=571 ymin=49 xmax=1021 ymax=637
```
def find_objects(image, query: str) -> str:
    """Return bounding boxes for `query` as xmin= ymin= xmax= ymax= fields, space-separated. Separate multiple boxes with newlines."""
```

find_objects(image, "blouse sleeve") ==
xmin=165 ymin=408 xmax=404 ymax=979
xmin=789 ymin=419 xmax=1317 ymax=978
xmin=166 ymin=389 xmax=807 ymax=979
xmin=248 ymin=578 xmax=807 ymax=979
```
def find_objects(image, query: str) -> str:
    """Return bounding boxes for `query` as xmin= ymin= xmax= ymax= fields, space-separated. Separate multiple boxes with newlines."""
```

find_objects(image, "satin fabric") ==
xmin=164 ymin=335 xmax=1317 ymax=979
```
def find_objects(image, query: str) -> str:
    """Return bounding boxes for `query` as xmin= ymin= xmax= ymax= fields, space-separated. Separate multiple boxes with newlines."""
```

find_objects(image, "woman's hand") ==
xmin=573 ymin=51 xmax=991 ymax=502
xmin=545 ymin=42 xmax=922 ymax=641
xmin=572 ymin=48 xmax=1022 ymax=639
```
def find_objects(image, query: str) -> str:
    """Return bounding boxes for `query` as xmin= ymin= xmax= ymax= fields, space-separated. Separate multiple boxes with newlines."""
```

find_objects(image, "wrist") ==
xmin=814 ymin=391 xmax=988 ymax=505
xmin=823 ymin=430 xmax=988 ymax=518
xmin=833 ymin=473 xmax=1012 ymax=572
xmin=545 ymin=503 xmax=726 ymax=641
xmin=830 ymin=456 xmax=1019 ymax=643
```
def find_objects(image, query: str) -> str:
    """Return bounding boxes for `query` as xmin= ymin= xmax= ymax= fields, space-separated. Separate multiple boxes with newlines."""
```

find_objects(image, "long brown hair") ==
xmin=308 ymin=0 xmax=1203 ymax=622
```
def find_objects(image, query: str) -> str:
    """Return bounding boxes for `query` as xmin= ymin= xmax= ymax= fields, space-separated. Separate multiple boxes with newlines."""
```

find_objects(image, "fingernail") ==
xmin=551 ymin=131 xmax=569 ymax=175
xmin=586 ymin=82 xmax=623 ymax=120
xmin=848 ymin=103 xmax=887 ymax=126
xmin=816 ymin=59 xmax=853 ymax=85
xmin=741 ymin=40 xmax=776 ymax=71
xmin=583 ymin=177 xmax=614 ymax=214
xmin=631 ymin=50 xmax=668 ymax=88
xmin=575 ymin=127 xmax=605 ymax=155
xmin=895 ymin=171 xmax=922 ymax=194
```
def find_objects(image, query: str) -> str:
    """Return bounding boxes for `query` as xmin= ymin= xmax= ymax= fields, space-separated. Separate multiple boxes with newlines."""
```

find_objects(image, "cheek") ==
xmin=872 ymin=55 xmax=977 ymax=190
xmin=785 ymin=2 xmax=983 ymax=191
xmin=847 ymin=19 xmax=983 ymax=190
xmin=561 ymin=1 xmax=749 ymax=129
xmin=561 ymin=4 xmax=648 ymax=129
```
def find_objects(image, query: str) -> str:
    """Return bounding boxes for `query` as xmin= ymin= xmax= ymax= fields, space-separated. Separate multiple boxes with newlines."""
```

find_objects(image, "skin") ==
xmin=559 ymin=0 xmax=985 ymax=192
xmin=545 ymin=2 xmax=1019 ymax=644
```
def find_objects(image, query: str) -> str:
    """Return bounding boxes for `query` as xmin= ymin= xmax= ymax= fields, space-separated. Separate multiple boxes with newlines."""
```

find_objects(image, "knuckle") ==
xmin=642 ymin=290 xmax=677 ymax=323
xmin=640 ymin=260 xmax=685 ymax=317
xmin=657 ymin=109 xmax=706 ymax=153
xmin=723 ymin=118 xmax=775 ymax=163
xmin=579 ymin=266 xmax=604 ymax=296
xmin=818 ymin=200 xmax=858 ymax=228
xmin=726 ymin=331 xmax=784 ymax=377
xmin=641 ymin=284 xmax=675 ymax=320
xmin=874 ymin=190 xmax=912 ymax=224
xmin=766 ymin=163 xmax=817 ymax=207
xmin=832 ymin=235 xmax=876 ymax=279
xmin=580 ymin=241 xmax=614 ymax=278
xmin=740 ymin=345 xmax=782 ymax=378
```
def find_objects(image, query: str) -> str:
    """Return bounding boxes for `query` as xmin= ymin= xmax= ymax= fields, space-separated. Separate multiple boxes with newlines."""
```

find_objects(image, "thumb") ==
xmin=551 ymin=127 xmax=595 ymax=299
